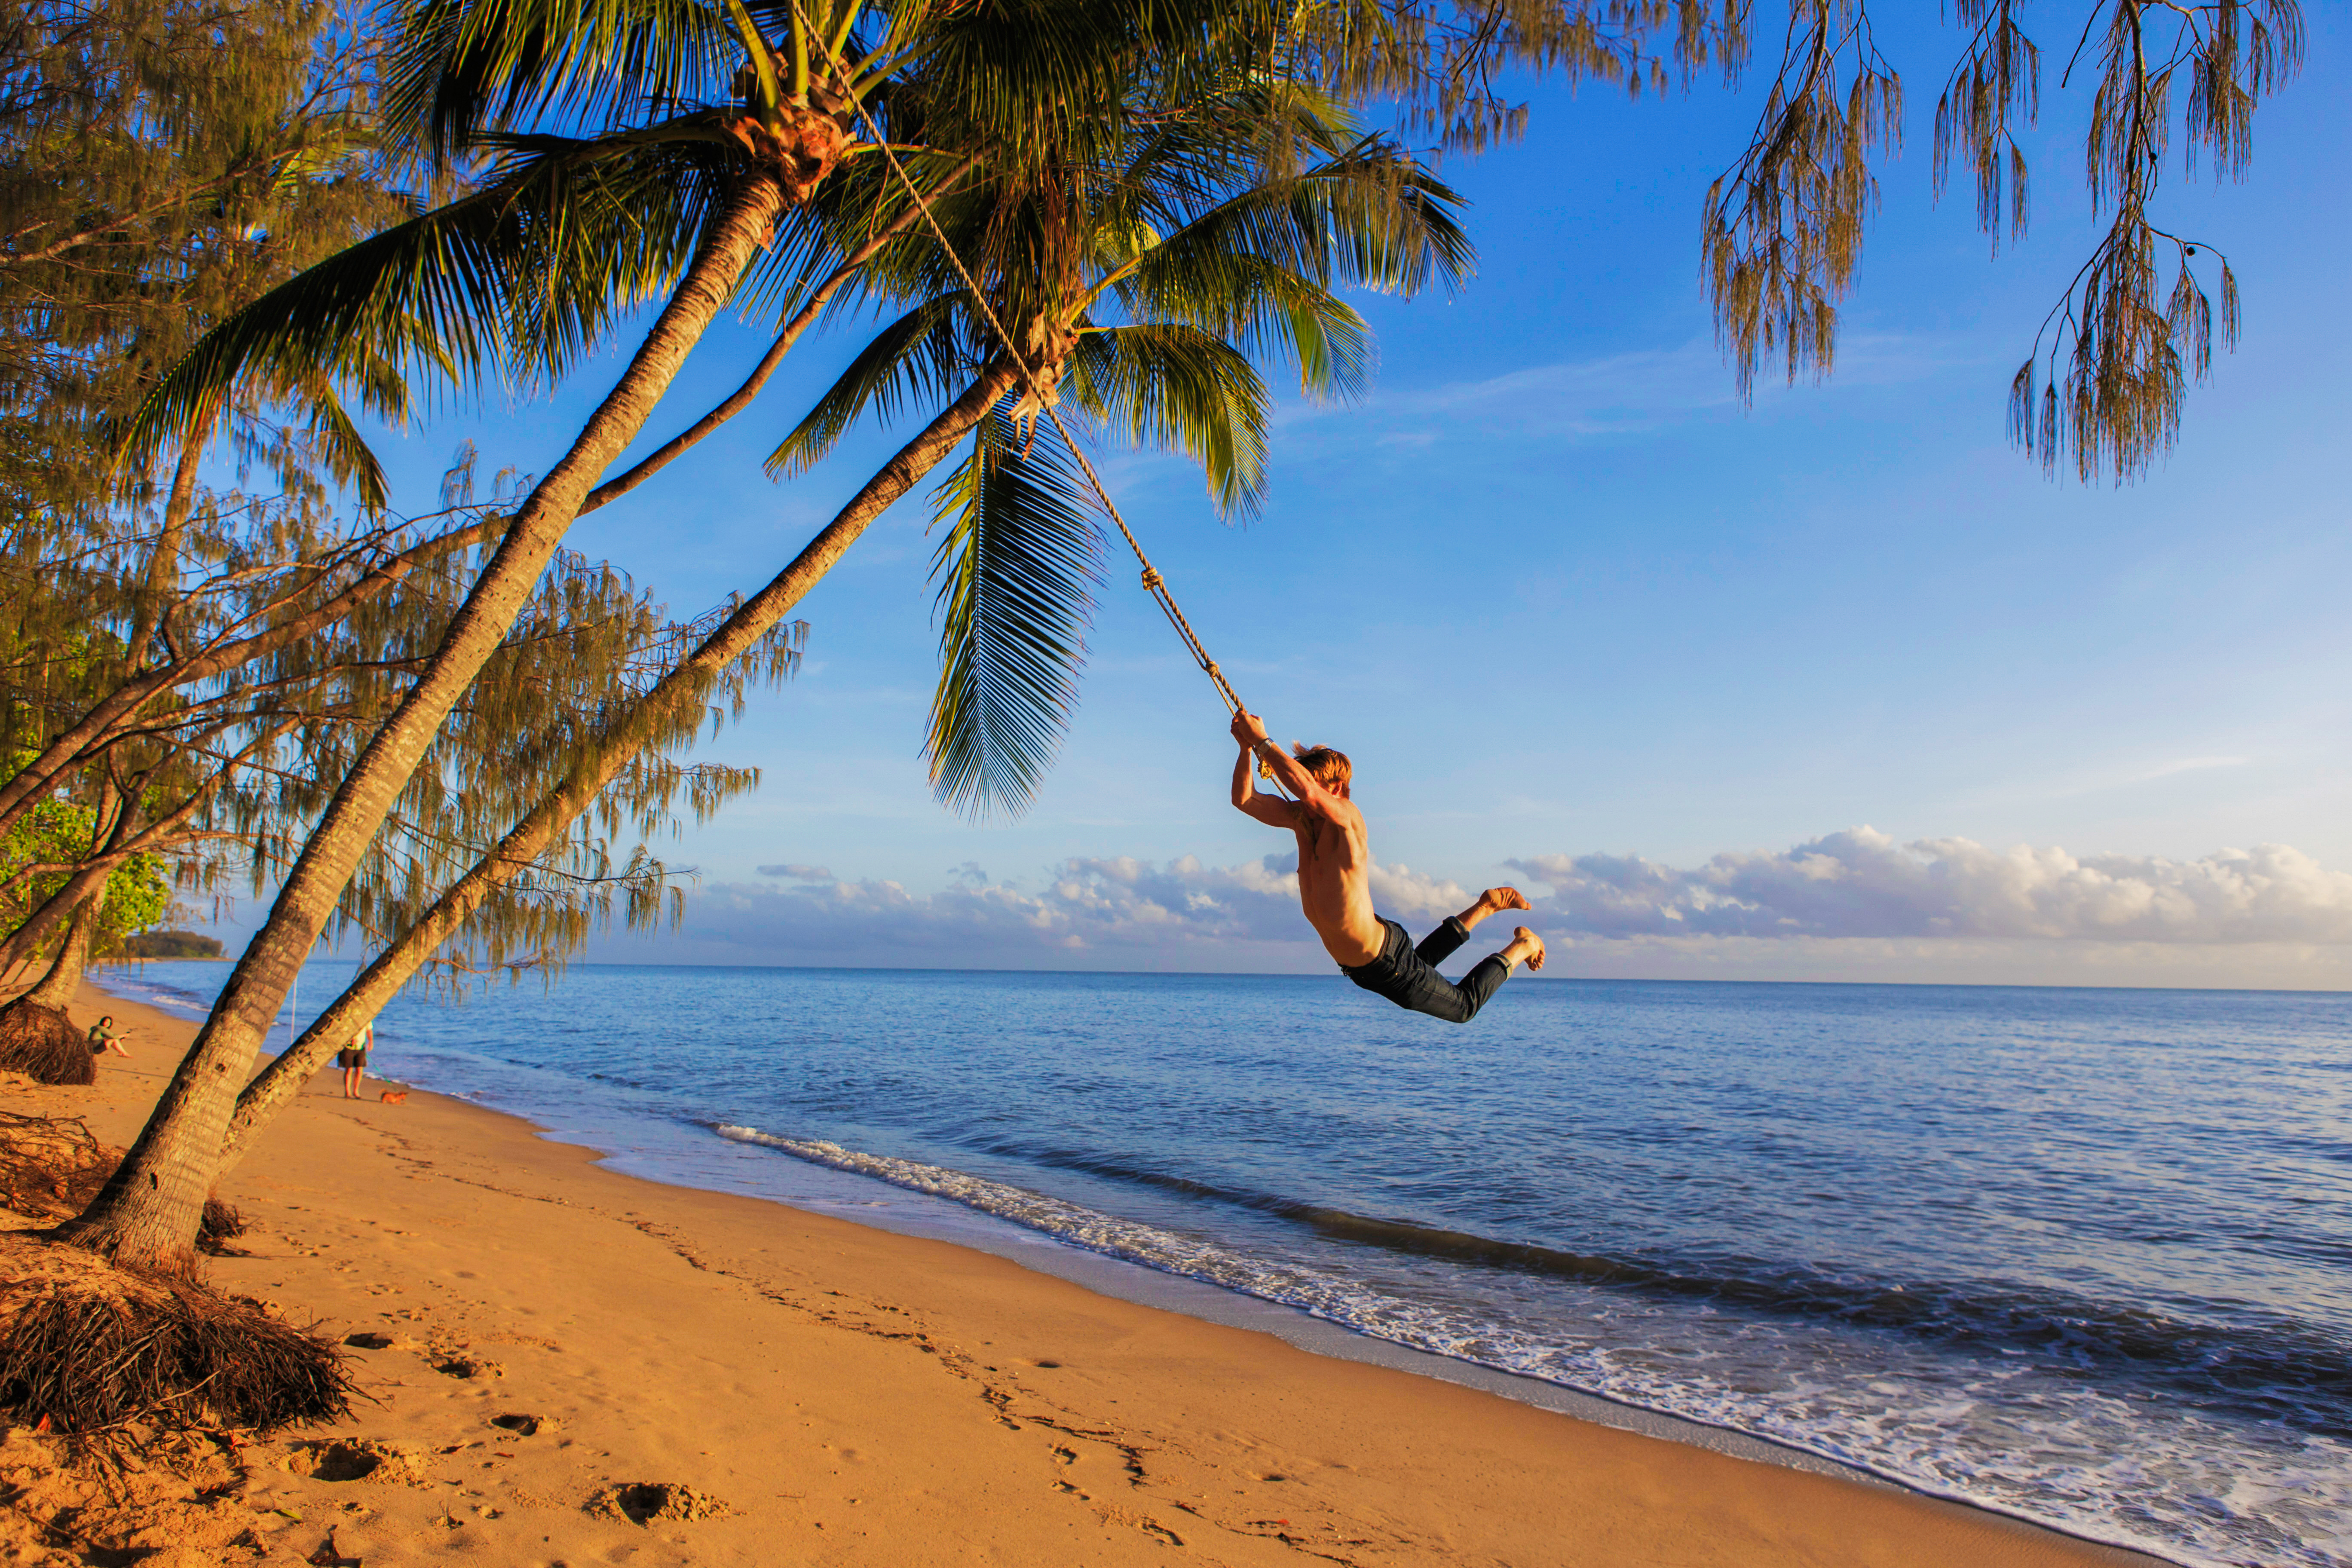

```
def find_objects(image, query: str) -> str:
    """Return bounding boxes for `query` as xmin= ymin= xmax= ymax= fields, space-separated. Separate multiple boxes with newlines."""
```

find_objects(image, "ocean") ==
xmin=100 ymin=962 xmax=2352 ymax=1567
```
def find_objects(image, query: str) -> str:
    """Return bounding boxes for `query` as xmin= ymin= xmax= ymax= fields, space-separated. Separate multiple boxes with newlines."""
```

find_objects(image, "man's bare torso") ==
xmin=1290 ymin=799 xmax=1384 ymax=968
xmin=1228 ymin=710 xmax=1544 ymax=997
xmin=1227 ymin=711 xmax=1385 ymax=968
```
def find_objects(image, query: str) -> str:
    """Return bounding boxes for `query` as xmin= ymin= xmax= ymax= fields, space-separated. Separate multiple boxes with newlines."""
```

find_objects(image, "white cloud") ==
xmin=1506 ymin=828 xmax=2352 ymax=945
xmin=756 ymin=863 xmax=834 ymax=881
xmin=2135 ymin=756 xmax=2249 ymax=782
xmin=595 ymin=832 xmax=2352 ymax=985
xmin=654 ymin=854 xmax=1469 ymax=968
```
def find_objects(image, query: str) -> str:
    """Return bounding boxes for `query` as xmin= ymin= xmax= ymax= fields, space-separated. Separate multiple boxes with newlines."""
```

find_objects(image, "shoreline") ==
xmin=50 ymin=975 xmax=2171 ymax=1567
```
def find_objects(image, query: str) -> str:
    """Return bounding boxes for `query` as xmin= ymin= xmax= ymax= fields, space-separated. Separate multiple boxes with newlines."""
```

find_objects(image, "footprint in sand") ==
xmin=285 ymin=1440 xmax=429 ymax=1485
xmin=586 ymin=1482 xmax=732 ymax=1526
xmin=431 ymin=1353 xmax=502 ymax=1379
xmin=490 ymin=1413 xmax=549 ymax=1436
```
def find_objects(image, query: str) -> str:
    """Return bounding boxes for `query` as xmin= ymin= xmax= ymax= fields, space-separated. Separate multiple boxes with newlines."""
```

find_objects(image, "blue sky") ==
xmin=234 ymin=7 xmax=2352 ymax=985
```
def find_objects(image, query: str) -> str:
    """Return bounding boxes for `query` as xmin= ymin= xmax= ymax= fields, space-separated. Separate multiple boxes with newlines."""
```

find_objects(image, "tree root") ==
xmin=0 ymin=1001 xmax=93 ymax=1085
xmin=0 ymin=1235 xmax=351 ymax=1436
xmin=0 ymin=1110 xmax=245 ymax=1248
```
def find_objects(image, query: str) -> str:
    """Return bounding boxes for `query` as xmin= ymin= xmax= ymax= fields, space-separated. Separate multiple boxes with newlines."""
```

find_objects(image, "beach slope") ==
xmin=1 ymin=982 xmax=2153 ymax=1567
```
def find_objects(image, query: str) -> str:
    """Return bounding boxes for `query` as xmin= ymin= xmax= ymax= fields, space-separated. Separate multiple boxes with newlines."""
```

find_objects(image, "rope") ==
xmin=793 ymin=13 xmax=1250 ymax=719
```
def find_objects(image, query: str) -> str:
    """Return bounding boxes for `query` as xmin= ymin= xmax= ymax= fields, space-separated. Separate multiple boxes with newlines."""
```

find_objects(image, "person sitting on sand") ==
xmin=1228 ymin=710 xmax=1544 ymax=1023
xmin=86 ymin=1016 xmax=130 ymax=1059
xmin=338 ymin=1022 xmax=374 ymax=1099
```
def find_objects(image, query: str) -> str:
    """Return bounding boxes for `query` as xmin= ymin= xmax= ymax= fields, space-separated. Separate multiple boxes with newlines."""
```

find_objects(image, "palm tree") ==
xmin=70 ymin=0 xmax=1279 ymax=1266
xmin=777 ymin=85 xmax=1472 ymax=812
xmin=208 ymin=76 xmax=1469 ymax=1175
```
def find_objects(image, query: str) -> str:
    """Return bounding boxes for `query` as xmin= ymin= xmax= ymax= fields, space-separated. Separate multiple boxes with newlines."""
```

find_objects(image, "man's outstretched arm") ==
xmin=1229 ymin=715 xmax=1301 ymax=827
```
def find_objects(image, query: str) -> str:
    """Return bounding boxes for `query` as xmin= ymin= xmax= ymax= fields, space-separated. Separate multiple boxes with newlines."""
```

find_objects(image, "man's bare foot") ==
xmin=1501 ymin=926 xmax=1546 ymax=972
xmin=1457 ymin=886 xmax=1533 ymax=930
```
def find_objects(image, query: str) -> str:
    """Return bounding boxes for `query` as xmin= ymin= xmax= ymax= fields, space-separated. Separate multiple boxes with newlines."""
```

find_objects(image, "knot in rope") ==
xmin=1139 ymin=567 xmax=1163 ymax=590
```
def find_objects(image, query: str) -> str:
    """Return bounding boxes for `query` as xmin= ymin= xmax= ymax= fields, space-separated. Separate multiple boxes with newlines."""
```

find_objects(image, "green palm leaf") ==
xmin=1065 ymin=323 xmax=1268 ymax=517
xmin=925 ymin=406 xmax=1102 ymax=816
xmin=117 ymin=130 xmax=738 ymax=483
xmin=389 ymin=0 xmax=734 ymax=159
xmin=764 ymin=294 xmax=974 ymax=476
xmin=1122 ymin=145 xmax=1472 ymax=312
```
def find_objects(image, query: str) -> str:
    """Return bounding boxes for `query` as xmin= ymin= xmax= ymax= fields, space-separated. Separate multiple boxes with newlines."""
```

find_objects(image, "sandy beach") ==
xmin=0 ymin=979 xmax=2163 ymax=1567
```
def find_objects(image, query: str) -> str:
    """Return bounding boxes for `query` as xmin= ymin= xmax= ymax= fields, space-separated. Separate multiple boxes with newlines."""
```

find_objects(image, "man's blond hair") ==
xmin=1292 ymin=744 xmax=1351 ymax=790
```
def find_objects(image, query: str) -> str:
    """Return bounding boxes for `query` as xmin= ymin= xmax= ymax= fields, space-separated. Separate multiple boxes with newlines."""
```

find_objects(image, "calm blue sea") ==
xmin=102 ymin=962 xmax=2351 ymax=1567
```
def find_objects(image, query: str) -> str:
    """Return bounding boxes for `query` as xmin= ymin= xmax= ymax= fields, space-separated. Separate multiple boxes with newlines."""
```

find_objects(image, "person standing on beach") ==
xmin=1228 ymin=710 xmax=1544 ymax=1023
xmin=337 ymin=1022 xmax=374 ymax=1099
xmin=86 ymin=1016 xmax=131 ymax=1059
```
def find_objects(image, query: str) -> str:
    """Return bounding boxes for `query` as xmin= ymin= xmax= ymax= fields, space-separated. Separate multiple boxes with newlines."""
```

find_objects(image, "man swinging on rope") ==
xmin=1230 ymin=711 xmax=1545 ymax=1022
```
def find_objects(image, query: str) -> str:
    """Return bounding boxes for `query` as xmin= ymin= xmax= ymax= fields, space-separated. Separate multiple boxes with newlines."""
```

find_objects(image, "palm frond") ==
xmin=388 ymin=0 xmax=732 ymax=161
xmin=294 ymin=383 xmax=394 ymax=514
xmin=117 ymin=132 xmax=734 ymax=478
xmin=1117 ymin=251 xmax=1372 ymax=403
xmin=925 ymin=407 xmax=1102 ymax=817
xmin=1127 ymin=143 xmax=1472 ymax=306
xmin=1065 ymin=324 xmax=1267 ymax=518
xmin=765 ymin=294 xmax=972 ymax=476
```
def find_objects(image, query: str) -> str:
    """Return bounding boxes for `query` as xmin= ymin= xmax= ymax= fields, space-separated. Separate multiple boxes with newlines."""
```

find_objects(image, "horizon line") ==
xmin=97 ymin=955 xmax=2352 ymax=998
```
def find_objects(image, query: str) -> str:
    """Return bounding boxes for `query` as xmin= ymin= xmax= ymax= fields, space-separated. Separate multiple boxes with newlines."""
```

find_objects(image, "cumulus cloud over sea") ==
xmin=680 ymin=854 xmax=1471 ymax=966
xmin=621 ymin=831 xmax=2352 ymax=982
xmin=1507 ymin=830 xmax=2352 ymax=945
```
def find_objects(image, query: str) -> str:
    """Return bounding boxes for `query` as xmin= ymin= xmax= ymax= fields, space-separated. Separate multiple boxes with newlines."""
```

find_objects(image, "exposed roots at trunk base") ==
xmin=0 ymin=1117 xmax=342 ymax=1438
xmin=0 ymin=1003 xmax=92 ymax=1086
xmin=0 ymin=1233 xmax=351 ymax=1437
xmin=0 ymin=1111 xmax=245 ymax=1250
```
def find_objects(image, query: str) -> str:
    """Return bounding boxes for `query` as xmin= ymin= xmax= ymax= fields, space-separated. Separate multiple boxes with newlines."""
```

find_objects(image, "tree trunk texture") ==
xmin=218 ymin=361 xmax=1023 ymax=1169
xmin=19 ymin=892 xmax=102 ymax=1011
xmin=59 ymin=175 xmax=789 ymax=1268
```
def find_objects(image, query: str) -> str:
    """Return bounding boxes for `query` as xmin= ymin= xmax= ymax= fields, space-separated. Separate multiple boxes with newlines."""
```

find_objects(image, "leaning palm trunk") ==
xmin=59 ymin=173 xmax=790 ymax=1268
xmin=217 ymin=361 xmax=1023 ymax=1169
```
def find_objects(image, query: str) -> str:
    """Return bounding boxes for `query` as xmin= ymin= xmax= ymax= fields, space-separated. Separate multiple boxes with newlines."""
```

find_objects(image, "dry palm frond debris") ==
xmin=0 ymin=1117 xmax=345 ymax=1438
